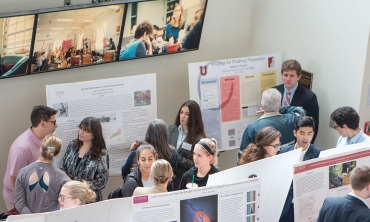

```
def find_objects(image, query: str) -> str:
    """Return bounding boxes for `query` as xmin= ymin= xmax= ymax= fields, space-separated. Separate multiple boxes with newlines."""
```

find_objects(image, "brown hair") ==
xmin=73 ymin=117 xmax=107 ymax=161
xmin=238 ymin=127 xmax=281 ymax=165
xmin=350 ymin=165 xmax=370 ymax=191
xmin=134 ymin=20 xmax=153 ymax=39
xmin=151 ymin=159 xmax=173 ymax=185
xmin=281 ymin=59 xmax=302 ymax=76
xmin=133 ymin=143 xmax=158 ymax=169
xmin=40 ymin=134 xmax=62 ymax=160
xmin=174 ymin=100 xmax=206 ymax=158
xmin=170 ymin=3 xmax=185 ymax=28
xmin=198 ymin=138 xmax=218 ymax=166
xmin=63 ymin=180 xmax=96 ymax=205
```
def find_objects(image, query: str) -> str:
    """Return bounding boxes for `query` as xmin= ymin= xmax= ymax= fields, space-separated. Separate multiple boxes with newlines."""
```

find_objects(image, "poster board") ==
xmin=45 ymin=74 xmax=157 ymax=175
xmin=207 ymin=149 xmax=301 ymax=222
xmin=293 ymin=145 xmax=370 ymax=222
xmin=8 ymin=178 xmax=260 ymax=222
xmin=188 ymin=53 xmax=282 ymax=150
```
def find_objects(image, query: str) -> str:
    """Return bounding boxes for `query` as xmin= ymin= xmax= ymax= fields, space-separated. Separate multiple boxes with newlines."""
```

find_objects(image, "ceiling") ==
xmin=36 ymin=5 xmax=124 ymax=36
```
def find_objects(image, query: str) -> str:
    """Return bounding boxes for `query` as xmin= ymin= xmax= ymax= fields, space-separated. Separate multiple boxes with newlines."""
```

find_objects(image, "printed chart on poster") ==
xmin=132 ymin=178 xmax=261 ymax=222
xmin=293 ymin=145 xmax=370 ymax=222
xmin=46 ymin=74 xmax=157 ymax=175
xmin=188 ymin=53 xmax=281 ymax=150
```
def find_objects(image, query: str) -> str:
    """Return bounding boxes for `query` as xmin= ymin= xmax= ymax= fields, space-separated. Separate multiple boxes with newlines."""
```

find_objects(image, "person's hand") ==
xmin=142 ymin=38 xmax=153 ymax=55
xmin=130 ymin=140 xmax=140 ymax=151
xmin=256 ymin=107 xmax=264 ymax=115
xmin=169 ymin=37 xmax=174 ymax=45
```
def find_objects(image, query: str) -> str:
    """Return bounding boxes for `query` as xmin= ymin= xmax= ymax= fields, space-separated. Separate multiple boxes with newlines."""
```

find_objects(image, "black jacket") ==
xmin=179 ymin=165 xmax=219 ymax=190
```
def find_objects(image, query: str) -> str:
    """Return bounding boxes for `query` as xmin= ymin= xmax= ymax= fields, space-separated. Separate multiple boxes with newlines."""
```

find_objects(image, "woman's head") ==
xmin=134 ymin=20 xmax=153 ymax=40
xmin=135 ymin=144 xmax=158 ymax=175
xmin=175 ymin=100 xmax=206 ymax=155
xmin=171 ymin=3 xmax=184 ymax=28
xmin=75 ymin=117 xmax=106 ymax=160
xmin=145 ymin=119 xmax=172 ymax=161
xmin=151 ymin=159 xmax=173 ymax=185
xmin=238 ymin=127 xmax=281 ymax=165
xmin=40 ymin=134 xmax=62 ymax=160
xmin=193 ymin=138 xmax=218 ymax=169
xmin=59 ymin=180 xmax=96 ymax=209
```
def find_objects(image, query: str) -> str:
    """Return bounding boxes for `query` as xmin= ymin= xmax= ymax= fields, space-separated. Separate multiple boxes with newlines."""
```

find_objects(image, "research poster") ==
xmin=46 ymin=74 xmax=157 ymax=175
xmin=293 ymin=146 xmax=370 ymax=222
xmin=207 ymin=148 xmax=301 ymax=222
xmin=188 ymin=53 xmax=282 ymax=150
xmin=132 ymin=178 xmax=261 ymax=222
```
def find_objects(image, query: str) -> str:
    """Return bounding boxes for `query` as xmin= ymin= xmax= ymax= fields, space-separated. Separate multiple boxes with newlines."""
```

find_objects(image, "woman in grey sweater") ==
xmin=15 ymin=134 xmax=68 ymax=214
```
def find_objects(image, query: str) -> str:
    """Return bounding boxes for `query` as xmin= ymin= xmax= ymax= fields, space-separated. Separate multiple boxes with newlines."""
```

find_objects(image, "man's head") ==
xmin=350 ymin=166 xmax=370 ymax=197
xmin=281 ymin=59 xmax=302 ymax=90
xmin=261 ymin=88 xmax=281 ymax=112
xmin=31 ymin=105 xmax=58 ymax=135
xmin=293 ymin=116 xmax=315 ymax=150
xmin=134 ymin=20 xmax=153 ymax=39
xmin=331 ymin=106 xmax=359 ymax=137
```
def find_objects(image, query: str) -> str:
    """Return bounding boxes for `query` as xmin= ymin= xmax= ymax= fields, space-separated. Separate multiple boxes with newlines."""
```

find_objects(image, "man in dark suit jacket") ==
xmin=317 ymin=165 xmax=370 ymax=222
xmin=274 ymin=59 xmax=319 ymax=143
xmin=279 ymin=116 xmax=322 ymax=222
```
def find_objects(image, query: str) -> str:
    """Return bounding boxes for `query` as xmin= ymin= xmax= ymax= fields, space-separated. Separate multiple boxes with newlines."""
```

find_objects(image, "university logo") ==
xmin=55 ymin=91 xmax=65 ymax=97
xmin=199 ymin=65 xmax=207 ymax=76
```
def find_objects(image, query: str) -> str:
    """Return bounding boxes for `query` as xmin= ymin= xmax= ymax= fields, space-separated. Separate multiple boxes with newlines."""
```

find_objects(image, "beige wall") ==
xmin=0 ymin=0 xmax=252 ymax=212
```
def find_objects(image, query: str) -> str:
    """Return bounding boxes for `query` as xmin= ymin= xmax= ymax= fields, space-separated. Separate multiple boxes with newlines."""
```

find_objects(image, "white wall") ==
xmin=248 ymin=0 xmax=370 ymax=149
xmin=0 ymin=0 xmax=252 ymax=212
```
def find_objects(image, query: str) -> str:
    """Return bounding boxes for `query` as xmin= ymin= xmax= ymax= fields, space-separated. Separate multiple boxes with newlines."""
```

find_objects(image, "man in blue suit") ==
xmin=317 ymin=165 xmax=370 ymax=222
xmin=274 ymin=59 xmax=319 ymax=143
xmin=279 ymin=116 xmax=322 ymax=222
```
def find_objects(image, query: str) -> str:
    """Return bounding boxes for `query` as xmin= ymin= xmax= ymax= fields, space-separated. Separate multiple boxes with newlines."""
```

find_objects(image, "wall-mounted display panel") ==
xmin=119 ymin=0 xmax=206 ymax=60
xmin=0 ymin=15 xmax=34 ymax=78
xmin=32 ymin=4 xmax=125 ymax=73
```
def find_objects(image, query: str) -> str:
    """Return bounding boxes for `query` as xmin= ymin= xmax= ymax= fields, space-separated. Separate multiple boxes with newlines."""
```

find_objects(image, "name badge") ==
xmin=182 ymin=142 xmax=192 ymax=151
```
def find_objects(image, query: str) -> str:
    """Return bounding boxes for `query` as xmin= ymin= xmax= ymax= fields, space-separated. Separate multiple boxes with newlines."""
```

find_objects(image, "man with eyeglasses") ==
xmin=331 ymin=106 xmax=370 ymax=147
xmin=3 ymin=105 xmax=58 ymax=211
xmin=239 ymin=88 xmax=305 ymax=158
xmin=278 ymin=116 xmax=322 ymax=222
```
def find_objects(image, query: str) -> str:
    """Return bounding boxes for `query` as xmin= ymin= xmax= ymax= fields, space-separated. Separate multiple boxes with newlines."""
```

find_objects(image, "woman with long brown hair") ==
xmin=60 ymin=117 xmax=109 ymax=202
xmin=238 ymin=126 xmax=281 ymax=165
xmin=168 ymin=100 xmax=206 ymax=189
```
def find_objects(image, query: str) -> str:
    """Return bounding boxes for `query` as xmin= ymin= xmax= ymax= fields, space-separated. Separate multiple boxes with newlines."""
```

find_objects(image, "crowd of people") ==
xmin=3 ymin=59 xmax=370 ymax=222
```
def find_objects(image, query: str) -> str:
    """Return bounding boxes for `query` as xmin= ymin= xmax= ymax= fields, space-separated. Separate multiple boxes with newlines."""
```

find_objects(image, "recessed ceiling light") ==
xmin=57 ymin=19 xmax=73 ymax=22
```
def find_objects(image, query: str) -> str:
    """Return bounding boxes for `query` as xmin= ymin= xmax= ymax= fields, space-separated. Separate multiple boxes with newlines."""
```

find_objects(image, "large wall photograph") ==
xmin=0 ymin=15 xmax=34 ymax=78
xmin=32 ymin=4 xmax=125 ymax=73
xmin=119 ymin=0 xmax=206 ymax=60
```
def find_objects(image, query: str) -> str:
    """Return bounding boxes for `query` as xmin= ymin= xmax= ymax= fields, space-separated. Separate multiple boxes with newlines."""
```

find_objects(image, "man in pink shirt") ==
xmin=3 ymin=105 xmax=58 ymax=210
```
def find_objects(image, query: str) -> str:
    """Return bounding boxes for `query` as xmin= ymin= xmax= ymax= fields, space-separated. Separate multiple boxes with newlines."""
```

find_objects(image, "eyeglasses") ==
xmin=333 ymin=125 xmax=340 ymax=130
xmin=78 ymin=126 xmax=91 ymax=134
xmin=174 ymin=9 xmax=181 ymax=12
xmin=58 ymin=194 xmax=74 ymax=202
xmin=268 ymin=143 xmax=281 ymax=149
xmin=46 ymin=120 xmax=57 ymax=126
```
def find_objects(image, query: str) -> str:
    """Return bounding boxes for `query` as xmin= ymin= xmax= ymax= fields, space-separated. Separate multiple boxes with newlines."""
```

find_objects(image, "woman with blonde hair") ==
xmin=15 ymin=134 xmax=68 ymax=214
xmin=166 ymin=3 xmax=185 ymax=44
xmin=133 ymin=159 xmax=173 ymax=196
xmin=59 ymin=180 xmax=96 ymax=209
xmin=179 ymin=138 xmax=219 ymax=189
xmin=238 ymin=126 xmax=281 ymax=165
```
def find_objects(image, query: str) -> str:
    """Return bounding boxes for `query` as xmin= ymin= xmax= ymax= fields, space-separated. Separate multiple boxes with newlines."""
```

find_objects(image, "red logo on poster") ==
xmin=199 ymin=66 xmax=207 ymax=76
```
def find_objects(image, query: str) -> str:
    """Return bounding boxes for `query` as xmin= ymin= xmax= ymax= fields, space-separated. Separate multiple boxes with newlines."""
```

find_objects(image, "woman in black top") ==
xmin=179 ymin=138 xmax=219 ymax=189
xmin=60 ymin=117 xmax=109 ymax=202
